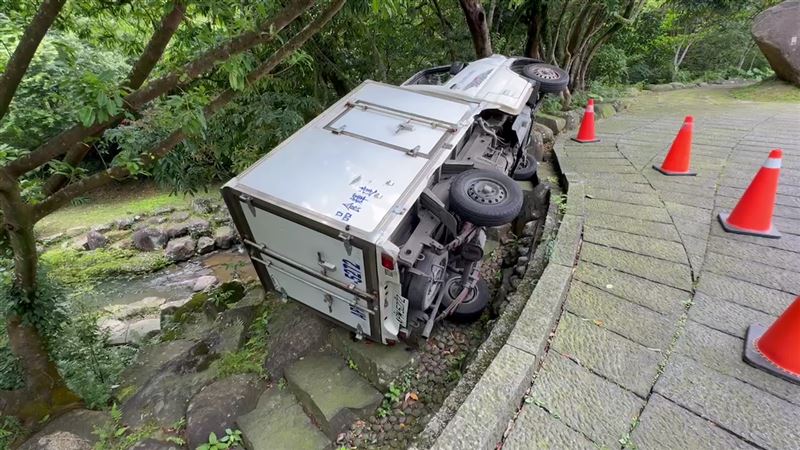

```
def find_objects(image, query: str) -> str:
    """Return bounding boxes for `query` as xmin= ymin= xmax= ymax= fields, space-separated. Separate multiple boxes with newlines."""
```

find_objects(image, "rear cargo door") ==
xmin=240 ymin=203 xmax=369 ymax=294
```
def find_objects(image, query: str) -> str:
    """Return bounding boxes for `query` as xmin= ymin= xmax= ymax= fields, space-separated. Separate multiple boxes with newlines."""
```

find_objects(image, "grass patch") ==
xmin=212 ymin=305 xmax=271 ymax=379
xmin=35 ymin=181 xmax=221 ymax=237
xmin=730 ymin=78 xmax=800 ymax=103
xmin=0 ymin=415 xmax=24 ymax=449
xmin=41 ymin=248 xmax=170 ymax=287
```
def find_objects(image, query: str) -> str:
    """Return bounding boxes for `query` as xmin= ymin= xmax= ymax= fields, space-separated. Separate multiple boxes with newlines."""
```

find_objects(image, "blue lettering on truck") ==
xmin=342 ymin=259 xmax=363 ymax=285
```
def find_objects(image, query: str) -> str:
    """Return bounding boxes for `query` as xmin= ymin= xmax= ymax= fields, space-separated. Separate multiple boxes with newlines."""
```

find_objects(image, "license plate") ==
xmin=393 ymin=293 xmax=409 ymax=328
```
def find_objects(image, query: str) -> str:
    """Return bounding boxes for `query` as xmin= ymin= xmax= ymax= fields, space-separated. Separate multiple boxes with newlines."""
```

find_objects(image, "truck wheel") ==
xmin=406 ymin=251 xmax=448 ymax=311
xmin=522 ymin=64 xmax=569 ymax=93
xmin=512 ymin=155 xmax=538 ymax=181
xmin=441 ymin=276 xmax=490 ymax=323
xmin=449 ymin=169 xmax=523 ymax=227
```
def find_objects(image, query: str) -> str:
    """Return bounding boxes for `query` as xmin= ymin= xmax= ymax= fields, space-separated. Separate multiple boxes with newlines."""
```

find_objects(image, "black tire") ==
xmin=441 ymin=276 xmax=490 ymax=323
xmin=449 ymin=169 xmax=523 ymax=227
xmin=406 ymin=251 xmax=448 ymax=311
xmin=512 ymin=155 xmax=538 ymax=181
xmin=522 ymin=64 xmax=569 ymax=93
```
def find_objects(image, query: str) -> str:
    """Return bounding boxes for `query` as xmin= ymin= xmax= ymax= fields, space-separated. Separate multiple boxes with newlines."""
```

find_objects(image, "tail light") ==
xmin=381 ymin=253 xmax=395 ymax=271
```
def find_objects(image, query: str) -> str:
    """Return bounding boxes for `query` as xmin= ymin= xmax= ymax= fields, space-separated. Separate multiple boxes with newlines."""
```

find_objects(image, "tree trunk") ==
xmin=458 ymin=0 xmax=492 ymax=58
xmin=0 ymin=178 xmax=81 ymax=423
xmin=524 ymin=0 xmax=547 ymax=59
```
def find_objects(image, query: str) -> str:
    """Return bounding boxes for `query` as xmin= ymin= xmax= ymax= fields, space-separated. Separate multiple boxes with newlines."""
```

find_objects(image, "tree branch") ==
xmin=5 ymin=0 xmax=317 ymax=179
xmin=0 ymin=0 xmax=67 ymax=123
xmin=33 ymin=0 xmax=347 ymax=221
xmin=42 ymin=1 xmax=188 ymax=196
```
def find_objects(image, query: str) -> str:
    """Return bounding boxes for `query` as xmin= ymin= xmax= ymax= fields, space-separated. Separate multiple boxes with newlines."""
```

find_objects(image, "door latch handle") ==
xmin=319 ymin=261 xmax=336 ymax=272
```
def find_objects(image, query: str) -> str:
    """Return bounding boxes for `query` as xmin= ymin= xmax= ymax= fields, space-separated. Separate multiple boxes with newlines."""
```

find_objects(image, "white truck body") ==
xmin=223 ymin=55 xmax=538 ymax=343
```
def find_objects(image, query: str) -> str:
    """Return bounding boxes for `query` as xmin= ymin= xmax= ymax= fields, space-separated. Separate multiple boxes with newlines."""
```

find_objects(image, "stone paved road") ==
xmin=503 ymin=85 xmax=800 ymax=450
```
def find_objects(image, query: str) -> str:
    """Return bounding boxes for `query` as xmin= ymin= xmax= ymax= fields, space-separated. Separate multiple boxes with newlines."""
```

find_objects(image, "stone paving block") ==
xmin=530 ymin=352 xmax=644 ymax=447
xmin=549 ymin=214 xmax=583 ymax=268
xmin=630 ymin=394 xmax=756 ymax=450
xmin=709 ymin=216 xmax=800 ymax=253
xmin=657 ymin=190 xmax=716 ymax=209
xmin=284 ymin=354 xmax=382 ymax=438
xmin=664 ymin=202 xmax=712 ymax=224
xmin=575 ymin=262 xmax=688 ymax=316
xmin=689 ymin=293 xmax=776 ymax=339
xmin=431 ymin=345 xmax=537 ymax=450
xmin=655 ymin=354 xmax=800 ymax=450
xmin=707 ymin=235 xmax=800 ymax=271
xmin=580 ymin=243 xmax=692 ymax=291
xmin=566 ymin=281 xmax=675 ymax=349
xmin=507 ymin=265 xmax=573 ymax=357
xmin=704 ymin=251 xmax=800 ymax=294
xmin=647 ymin=179 xmax=718 ymax=198
xmin=583 ymin=226 xmax=688 ymax=264
xmin=585 ymin=187 xmax=662 ymax=206
xmin=582 ymin=173 xmax=649 ymax=185
xmin=696 ymin=272 xmax=795 ymax=316
xmin=586 ymin=199 xmax=673 ymax=223
xmin=773 ymin=216 xmax=800 ymax=236
xmin=237 ymin=387 xmax=330 ymax=450
xmin=504 ymin=403 xmax=597 ymax=450
xmin=329 ymin=327 xmax=416 ymax=391
xmin=551 ymin=312 xmax=662 ymax=397
xmin=563 ymin=182 xmax=585 ymax=216
xmin=671 ymin=217 xmax=710 ymax=239
xmin=584 ymin=213 xmax=681 ymax=242
xmin=675 ymin=320 xmax=800 ymax=406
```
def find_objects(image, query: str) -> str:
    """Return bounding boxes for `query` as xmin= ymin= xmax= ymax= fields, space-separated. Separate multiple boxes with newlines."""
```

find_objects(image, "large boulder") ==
xmin=79 ymin=230 xmax=107 ymax=250
xmin=752 ymin=1 xmax=800 ymax=86
xmin=165 ymin=236 xmax=196 ymax=261
xmin=214 ymin=226 xmax=236 ymax=249
xmin=19 ymin=410 xmax=109 ymax=450
xmin=263 ymin=302 xmax=333 ymax=379
xmin=132 ymin=227 xmax=168 ymax=251
xmin=120 ymin=338 xmax=219 ymax=429
xmin=197 ymin=236 xmax=215 ymax=255
xmin=185 ymin=374 xmax=266 ymax=449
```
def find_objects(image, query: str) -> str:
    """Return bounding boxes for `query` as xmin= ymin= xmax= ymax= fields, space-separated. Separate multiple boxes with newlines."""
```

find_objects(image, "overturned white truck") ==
xmin=223 ymin=55 xmax=568 ymax=344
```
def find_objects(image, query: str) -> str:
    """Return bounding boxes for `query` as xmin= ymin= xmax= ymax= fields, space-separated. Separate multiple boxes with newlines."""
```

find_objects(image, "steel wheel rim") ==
xmin=446 ymin=277 xmax=477 ymax=304
xmin=467 ymin=178 xmax=507 ymax=204
xmin=531 ymin=66 xmax=560 ymax=80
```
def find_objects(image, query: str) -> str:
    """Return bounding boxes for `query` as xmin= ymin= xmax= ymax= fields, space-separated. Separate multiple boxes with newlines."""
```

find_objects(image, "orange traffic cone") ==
xmin=572 ymin=99 xmax=600 ymax=143
xmin=653 ymin=116 xmax=696 ymax=176
xmin=743 ymin=296 xmax=800 ymax=384
xmin=718 ymin=149 xmax=782 ymax=239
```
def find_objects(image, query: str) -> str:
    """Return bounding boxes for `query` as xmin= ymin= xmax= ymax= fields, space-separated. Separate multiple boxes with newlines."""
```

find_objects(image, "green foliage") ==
xmin=730 ymin=78 xmax=800 ymax=103
xmin=213 ymin=305 xmax=271 ymax=379
xmin=93 ymin=404 xmax=158 ymax=450
xmin=197 ymin=429 xmax=243 ymax=450
xmin=0 ymin=269 xmax=135 ymax=409
xmin=54 ymin=313 xmax=137 ymax=409
xmin=0 ymin=415 xmax=24 ymax=450
xmin=40 ymin=248 xmax=170 ymax=288
xmin=0 ymin=16 xmax=129 ymax=153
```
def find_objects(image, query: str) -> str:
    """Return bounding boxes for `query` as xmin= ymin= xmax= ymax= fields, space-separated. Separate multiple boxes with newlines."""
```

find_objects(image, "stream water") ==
xmin=72 ymin=249 xmax=258 ymax=311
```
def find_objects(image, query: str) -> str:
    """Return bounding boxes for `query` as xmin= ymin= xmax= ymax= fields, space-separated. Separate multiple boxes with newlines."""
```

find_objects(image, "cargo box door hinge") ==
xmin=338 ymin=232 xmax=353 ymax=255
xmin=239 ymin=194 xmax=255 ymax=215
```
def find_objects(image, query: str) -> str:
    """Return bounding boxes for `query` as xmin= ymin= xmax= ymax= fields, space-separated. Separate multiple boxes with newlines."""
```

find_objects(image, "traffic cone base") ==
xmin=652 ymin=164 xmax=696 ymax=176
xmin=718 ymin=211 xmax=781 ymax=239
xmin=571 ymin=136 xmax=600 ymax=144
xmin=743 ymin=324 xmax=800 ymax=385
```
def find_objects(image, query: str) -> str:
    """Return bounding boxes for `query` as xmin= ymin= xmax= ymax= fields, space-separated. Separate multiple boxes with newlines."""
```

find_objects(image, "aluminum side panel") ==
xmin=239 ymin=202 xmax=368 ymax=293
xmin=261 ymin=256 xmax=372 ymax=336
